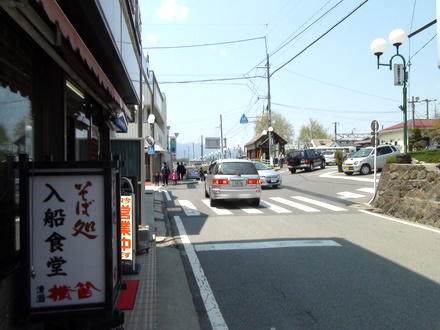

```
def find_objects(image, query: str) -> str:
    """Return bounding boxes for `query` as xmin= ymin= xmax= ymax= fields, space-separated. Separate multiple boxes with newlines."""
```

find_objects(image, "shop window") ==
xmin=66 ymin=80 xmax=94 ymax=161
xmin=0 ymin=17 xmax=34 ymax=272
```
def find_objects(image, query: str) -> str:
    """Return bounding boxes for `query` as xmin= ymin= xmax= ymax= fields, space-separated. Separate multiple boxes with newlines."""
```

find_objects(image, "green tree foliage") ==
xmin=297 ymin=118 xmax=331 ymax=147
xmin=253 ymin=110 xmax=294 ymax=143
xmin=409 ymin=127 xmax=425 ymax=150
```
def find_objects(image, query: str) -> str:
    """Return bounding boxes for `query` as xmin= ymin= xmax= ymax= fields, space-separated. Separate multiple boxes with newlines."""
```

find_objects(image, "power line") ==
xmin=143 ymin=36 xmax=265 ymax=50
xmin=157 ymin=75 xmax=264 ymax=84
xmin=271 ymin=0 xmax=369 ymax=77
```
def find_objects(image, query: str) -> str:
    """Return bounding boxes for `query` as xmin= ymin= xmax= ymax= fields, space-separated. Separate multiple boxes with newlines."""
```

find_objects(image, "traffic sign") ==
xmin=371 ymin=120 xmax=379 ymax=132
xmin=240 ymin=114 xmax=249 ymax=124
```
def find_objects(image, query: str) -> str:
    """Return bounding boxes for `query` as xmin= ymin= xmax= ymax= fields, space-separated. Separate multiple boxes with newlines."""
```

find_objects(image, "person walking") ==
xmin=154 ymin=171 xmax=160 ymax=186
xmin=160 ymin=162 xmax=170 ymax=186
xmin=177 ymin=162 xmax=183 ymax=180
xmin=199 ymin=167 xmax=205 ymax=181
xmin=171 ymin=169 xmax=179 ymax=186
xmin=279 ymin=152 xmax=285 ymax=168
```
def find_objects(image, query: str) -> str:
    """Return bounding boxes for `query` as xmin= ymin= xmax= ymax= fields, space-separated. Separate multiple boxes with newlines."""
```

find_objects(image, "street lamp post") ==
xmin=370 ymin=29 xmax=408 ymax=154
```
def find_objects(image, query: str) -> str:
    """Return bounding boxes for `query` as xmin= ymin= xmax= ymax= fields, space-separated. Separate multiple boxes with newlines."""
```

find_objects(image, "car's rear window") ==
xmin=216 ymin=162 xmax=257 ymax=175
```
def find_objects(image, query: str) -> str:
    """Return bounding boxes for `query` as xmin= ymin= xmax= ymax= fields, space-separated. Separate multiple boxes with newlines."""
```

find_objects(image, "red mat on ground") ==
xmin=117 ymin=280 xmax=139 ymax=310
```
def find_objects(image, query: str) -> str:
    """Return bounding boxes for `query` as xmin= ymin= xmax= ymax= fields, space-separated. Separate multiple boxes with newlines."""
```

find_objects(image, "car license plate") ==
xmin=231 ymin=180 xmax=243 ymax=187
xmin=344 ymin=167 xmax=349 ymax=170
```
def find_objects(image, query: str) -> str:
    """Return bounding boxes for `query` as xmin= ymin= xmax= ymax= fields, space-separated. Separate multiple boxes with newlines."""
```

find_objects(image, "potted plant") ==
xmin=334 ymin=150 xmax=345 ymax=172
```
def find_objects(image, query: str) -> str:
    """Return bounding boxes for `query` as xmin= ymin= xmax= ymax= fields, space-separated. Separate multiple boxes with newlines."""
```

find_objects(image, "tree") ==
xmin=253 ymin=110 xmax=294 ymax=143
xmin=409 ymin=127 xmax=424 ymax=150
xmin=297 ymin=118 xmax=331 ymax=147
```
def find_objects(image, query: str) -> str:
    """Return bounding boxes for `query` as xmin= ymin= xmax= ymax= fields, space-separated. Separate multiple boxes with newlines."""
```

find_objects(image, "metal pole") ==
xmin=220 ymin=115 xmax=224 ymax=158
xmin=266 ymin=53 xmax=273 ymax=166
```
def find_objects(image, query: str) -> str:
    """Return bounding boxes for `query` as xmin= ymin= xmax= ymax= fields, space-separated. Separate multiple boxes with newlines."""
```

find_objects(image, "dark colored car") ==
xmin=286 ymin=149 xmax=326 ymax=174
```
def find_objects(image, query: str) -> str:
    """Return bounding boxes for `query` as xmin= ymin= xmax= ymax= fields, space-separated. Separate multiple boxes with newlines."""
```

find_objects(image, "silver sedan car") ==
xmin=252 ymin=162 xmax=282 ymax=188
xmin=204 ymin=159 xmax=261 ymax=207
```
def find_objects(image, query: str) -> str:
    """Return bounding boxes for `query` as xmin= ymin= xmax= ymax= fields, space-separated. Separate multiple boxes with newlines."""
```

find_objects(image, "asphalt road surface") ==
xmin=163 ymin=166 xmax=440 ymax=329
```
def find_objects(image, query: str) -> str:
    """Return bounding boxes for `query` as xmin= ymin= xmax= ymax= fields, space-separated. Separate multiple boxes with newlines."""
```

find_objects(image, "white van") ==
xmin=342 ymin=145 xmax=400 ymax=175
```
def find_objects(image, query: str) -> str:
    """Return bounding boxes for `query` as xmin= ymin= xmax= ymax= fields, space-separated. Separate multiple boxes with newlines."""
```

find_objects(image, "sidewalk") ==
xmin=120 ymin=181 xmax=200 ymax=330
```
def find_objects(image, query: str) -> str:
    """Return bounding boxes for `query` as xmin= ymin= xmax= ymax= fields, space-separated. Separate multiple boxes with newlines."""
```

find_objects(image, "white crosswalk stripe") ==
xmin=269 ymin=197 xmax=320 ymax=212
xmin=292 ymin=196 xmax=347 ymax=211
xmin=357 ymin=187 xmax=375 ymax=194
xmin=337 ymin=191 xmax=365 ymax=199
xmin=202 ymin=199 xmax=233 ymax=215
xmin=260 ymin=200 xmax=292 ymax=213
xmin=178 ymin=200 xmax=201 ymax=216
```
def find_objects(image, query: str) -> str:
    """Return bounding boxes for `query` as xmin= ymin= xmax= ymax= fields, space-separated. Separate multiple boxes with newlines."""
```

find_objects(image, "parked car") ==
xmin=204 ymin=159 xmax=261 ymax=207
xmin=427 ymin=144 xmax=440 ymax=150
xmin=322 ymin=151 xmax=336 ymax=165
xmin=252 ymin=162 xmax=282 ymax=188
xmin=186 ymin=168 xmax=200 ymax=180
xmin=286 ymin=149 xmax=326 ymax=174
xmin=342 ymin=145 xmax=400 ymax=175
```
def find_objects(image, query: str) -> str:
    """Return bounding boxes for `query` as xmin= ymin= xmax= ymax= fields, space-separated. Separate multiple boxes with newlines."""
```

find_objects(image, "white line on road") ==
xmin=337 ymin=191 xmax=366 ymax=199
xmin=194 ymin=240 xmax=341 ymax=252
xmin=174 ymin=216 xmax=228 ymax=330
xmin=320 ymin=171 xmax=378 ymax=182
xmin=292 ymin=196 xmax=347 ymax=212
xmin=178 ymin=200 xmax=201 ymax=216
xmin=202 ymin=199 xmax=234 ymax=215
xmin=260 ymin=200 xmax=292 ymax=213
xmin=359 ymin=210 xmax=440 ymax=234
xmin=270 ymin=197 xmax=320 ymax=212
xmin=163 ymin=190 xmax=172 ymax=201
xmin=357 ymin=187 xmax=375 ymax=194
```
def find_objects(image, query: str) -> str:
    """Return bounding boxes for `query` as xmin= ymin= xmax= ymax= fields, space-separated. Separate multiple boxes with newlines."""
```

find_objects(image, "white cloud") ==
xmin=156 ymin=0 xmax=189 ymax=21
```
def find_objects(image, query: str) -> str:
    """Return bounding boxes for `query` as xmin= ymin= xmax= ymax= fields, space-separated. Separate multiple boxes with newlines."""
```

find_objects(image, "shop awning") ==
xmin=34 ymin=0 xmax=131 ymax=120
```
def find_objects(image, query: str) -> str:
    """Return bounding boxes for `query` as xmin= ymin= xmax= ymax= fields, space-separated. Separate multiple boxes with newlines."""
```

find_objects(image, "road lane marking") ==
xmin=292 ymin=196 xmax=347 ymax=211
xmin=320 ymin=171 xmax=377 ymax=182
xmin=337 ymin=191 xmax=365 ymax=199
xmin=260 ymin=200 xmax=292 ymax=213
xmin=241 ymin=206 xmax=264 ymax=214
xmin=178 ymin=200 xmax=201 ymax=216
xmin=357 ymin=187 xmax=375 ymax=194
xmin=163 ymin=190 xmax=172 ymax=201
xmin=359 ymin=210 xmax=440 ymax=234
xmin=270 ymin=197 xmax=320 ymax=212
xmin=202 ymin=199 xmax=234 ymax=215
xmin=194 ymin=240 xmax=341 ymax=252
xmin=174 ymin=216 xmax=228 ymax=329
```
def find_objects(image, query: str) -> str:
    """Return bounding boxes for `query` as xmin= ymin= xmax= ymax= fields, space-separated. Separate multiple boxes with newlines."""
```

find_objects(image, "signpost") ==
xmin=369 ymin=120 xmax=379 ymax=204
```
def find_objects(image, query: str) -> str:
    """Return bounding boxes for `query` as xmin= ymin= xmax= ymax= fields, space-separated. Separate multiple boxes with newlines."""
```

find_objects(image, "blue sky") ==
xmin=139 ymin=0 xmax=439 ymax=152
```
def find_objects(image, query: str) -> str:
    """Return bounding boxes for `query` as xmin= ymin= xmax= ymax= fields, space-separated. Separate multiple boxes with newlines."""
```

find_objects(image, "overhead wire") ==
xmin=271 ymin=0 xmax=369 ymax=77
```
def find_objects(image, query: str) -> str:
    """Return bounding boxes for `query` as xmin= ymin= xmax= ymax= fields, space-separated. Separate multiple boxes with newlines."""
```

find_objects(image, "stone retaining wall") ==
xmin=372 ymin=163 xmax=440 ymax=228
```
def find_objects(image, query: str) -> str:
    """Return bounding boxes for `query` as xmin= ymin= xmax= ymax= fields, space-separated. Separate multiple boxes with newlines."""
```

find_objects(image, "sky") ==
xmin=139 ymin=0 xmax=440 ymax=157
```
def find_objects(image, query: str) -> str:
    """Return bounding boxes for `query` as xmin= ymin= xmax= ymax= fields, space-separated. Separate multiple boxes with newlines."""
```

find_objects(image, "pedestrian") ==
xmin=199 ymin=167 xmax=204 ymax=181
xmin=154 ymin=171 xmax=160 ymax=186
xmin=177 ymin=162 xmax=183 ymax=180
xmin=181 ymin=163 xmax=187 ymax=179
xmin=160 ymin=162 xmax=170 ymax=186
xmin=171 ymin=169 xmax=179 ymax=186
xmin=279 ymin=152 xmax=285 ymax=168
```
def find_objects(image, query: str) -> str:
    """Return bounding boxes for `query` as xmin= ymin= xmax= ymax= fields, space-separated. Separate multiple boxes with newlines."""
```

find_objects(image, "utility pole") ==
xmin=333 ymin=122 xmax=339 ymax=141
xmin=266 ymin=53 xmax=273 ymax=166
xmin=201 ymin=135 xmax=204 ymax=163
xmin=422 ymin=98 xmax=436 ymax=119
xmin=220 ymin=115 xmax=224 ymax=159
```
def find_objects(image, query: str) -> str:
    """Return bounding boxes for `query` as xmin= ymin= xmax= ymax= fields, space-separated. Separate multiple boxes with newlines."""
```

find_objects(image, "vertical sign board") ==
xmin=23 ymin=161 xmax=122 ymax=320
xmin=120 ymin=194 xmax=134 ymax=262
xmin=170 ymin=136 xmax=177 ymax=161
xmin=394 ymin=64 xmax=404 ymax=86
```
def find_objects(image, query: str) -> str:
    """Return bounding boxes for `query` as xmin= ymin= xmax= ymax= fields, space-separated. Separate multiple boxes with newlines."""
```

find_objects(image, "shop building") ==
xmin=0 ymin=0 xmax=146 ymax=328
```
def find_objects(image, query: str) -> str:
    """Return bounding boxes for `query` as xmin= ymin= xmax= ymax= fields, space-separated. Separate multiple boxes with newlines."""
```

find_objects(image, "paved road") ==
xmin=163 ymin=167 xmax=440 ymax=329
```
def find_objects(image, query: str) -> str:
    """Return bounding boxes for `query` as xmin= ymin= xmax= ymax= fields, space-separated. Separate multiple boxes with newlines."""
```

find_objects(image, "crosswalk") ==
xmin=173 ymin=186 xmax=373 ymax=216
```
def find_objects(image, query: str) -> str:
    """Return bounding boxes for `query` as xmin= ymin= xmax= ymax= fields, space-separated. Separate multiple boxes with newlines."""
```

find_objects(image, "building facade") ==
xmin=0 ymin=0 xmax=146 ymax=328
